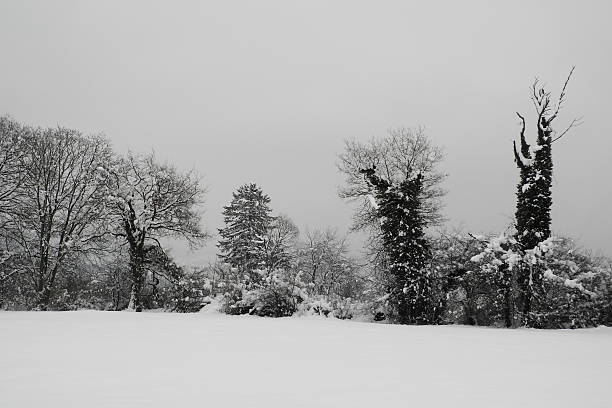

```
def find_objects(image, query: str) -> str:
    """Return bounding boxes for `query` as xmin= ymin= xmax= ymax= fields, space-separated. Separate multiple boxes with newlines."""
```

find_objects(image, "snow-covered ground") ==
xmin=1 ymin=311 xmax=610 ymax=408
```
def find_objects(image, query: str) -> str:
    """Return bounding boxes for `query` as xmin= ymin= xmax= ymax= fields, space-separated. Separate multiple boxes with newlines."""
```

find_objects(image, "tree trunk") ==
xmin=127 ymin=247 xmax=145 ymax=312
xmin=503 ymin=286 xmax=513 ymax=328
xmin=35 ymin=286 xmax=51 ymax=310
xmin=464 ymin=287 xmax=477 ymax=326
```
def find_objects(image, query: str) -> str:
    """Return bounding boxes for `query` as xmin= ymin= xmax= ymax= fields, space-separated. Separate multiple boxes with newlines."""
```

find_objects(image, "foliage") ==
xmin=337 ymin=128 xmax=444 ymax=325
xmin=160 ymin=268 xmax=212 ymax=313
xmin=512 ymin=68 xmax=578 ymax=318
xmin=220 ymin=268 xmax=308 ymax=317
xmin=469 ymin=232 xmax=610 ymax=328
xmin=427 ymin=231 xmax=491 ymax=325
xmin=360 ymin=166 xmax=431 ymax=324
xmin=218 ymin=183 xmax=274 ymax=280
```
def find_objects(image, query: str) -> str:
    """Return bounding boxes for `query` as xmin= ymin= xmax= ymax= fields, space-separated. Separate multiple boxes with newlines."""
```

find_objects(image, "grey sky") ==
xmin=1 ymin=0 xmax=610 ymax=263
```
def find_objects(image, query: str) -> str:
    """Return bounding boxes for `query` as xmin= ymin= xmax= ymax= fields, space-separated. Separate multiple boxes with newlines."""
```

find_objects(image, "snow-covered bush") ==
xmin=330 ymin=298 xmax=358 ymax=319
xmin=220 ymin=268 xmax=308 ymax=317
xmin=469 ymin=232 xmax=611 ymax=328
xmin=297 ymin=296 xmax=333 ymax=317
xmin=427 ymin=231 xmax=495 ymax=325
xmin=528 ymin=238 xmax=610 ymax=328
xmin=295 ymin=296 xmax=373 ymax=320
xmin=161 ymin=269 xmax=213 ymax=313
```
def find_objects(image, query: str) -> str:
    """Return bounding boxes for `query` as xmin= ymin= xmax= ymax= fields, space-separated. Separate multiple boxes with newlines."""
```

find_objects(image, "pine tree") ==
xmin=360 ymin=166 xmax=431 ymax=324
xmin=218 ymin=183 xmax=274 ymax=281
xmin=512 ymin=67 xmax=577 ymax=323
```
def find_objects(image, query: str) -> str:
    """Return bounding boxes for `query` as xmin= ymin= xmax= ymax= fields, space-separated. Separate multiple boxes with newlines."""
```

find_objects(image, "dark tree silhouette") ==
xmin=512 ymin=67 xmax=580 ymax=322
xmin=360 ymin=165 xmax=431 ymax=324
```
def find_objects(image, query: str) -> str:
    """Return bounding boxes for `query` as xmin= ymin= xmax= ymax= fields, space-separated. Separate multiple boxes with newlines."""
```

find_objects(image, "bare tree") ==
xmin=297 ymin=228 xmax=362 ymax=298
xmin=0 ymin=117 xmax=29 ymax=287
xmin=107 ymin=153 xmax=208 ymax=311
xmin=337 ymin=127 xmax=446 ymax=233
xmin=0 ymin=116 xmax=28 ymax=225
xmin=2 ymin=125 xmax=114 ymax=308
xmin=263 ymin=214 xmax=299 ymax=271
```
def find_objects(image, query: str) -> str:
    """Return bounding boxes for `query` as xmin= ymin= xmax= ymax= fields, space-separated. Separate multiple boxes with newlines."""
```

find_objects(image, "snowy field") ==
xmin=1 ymin=311 xmax=610 ymax=408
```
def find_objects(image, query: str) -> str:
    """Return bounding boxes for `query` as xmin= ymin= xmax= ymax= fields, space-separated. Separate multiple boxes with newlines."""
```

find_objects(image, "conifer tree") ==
xmin=360 ymin=166 xmax=431 ymax=324
xmin=218 ymin=183 xmax=274 ymax=281
xmin=513 ymin=67 xmax=578 ymax=322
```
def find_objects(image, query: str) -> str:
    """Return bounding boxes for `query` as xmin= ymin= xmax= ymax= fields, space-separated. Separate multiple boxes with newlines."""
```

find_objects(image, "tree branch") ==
xmin=551 ymin=116 xmax=583 ymax=143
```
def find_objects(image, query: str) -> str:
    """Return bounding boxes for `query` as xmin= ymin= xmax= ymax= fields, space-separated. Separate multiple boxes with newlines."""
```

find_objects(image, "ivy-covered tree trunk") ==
xmin=360 ymin=167 xmax=431 ymax=324
xmin=514 ymin=115 xmax=553 ymax=250
xmin=514 ymin=116 xmax=554 ymax=324
xmin=513 ymin=68 xmax=576 ymax=325
xmin=500 ymin=263 xmax=517 ymax=328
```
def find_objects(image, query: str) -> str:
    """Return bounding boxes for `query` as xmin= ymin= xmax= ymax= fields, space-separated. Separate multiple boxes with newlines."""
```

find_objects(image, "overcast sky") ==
xmin=1 ymin=0 xmax=610 ymax=263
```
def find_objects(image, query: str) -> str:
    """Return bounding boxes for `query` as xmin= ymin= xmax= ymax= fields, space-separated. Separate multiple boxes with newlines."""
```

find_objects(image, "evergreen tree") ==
xmin=218 ymin=183 xmax=274 ymax=280
xmin=360 ymin=166 xmax=431 ymax=324
xmin=512 ymin=67 xmax=577 ymax=323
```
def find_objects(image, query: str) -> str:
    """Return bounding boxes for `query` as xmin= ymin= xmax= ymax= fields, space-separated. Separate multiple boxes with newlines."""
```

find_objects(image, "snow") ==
xmin=470 ymin=252 xmax=485 ymax=263
xmin=1 ymin=312 xmax=610 ymax=408
xmin=543 ymin=269 xmax=598 ymax=298
xmin=366 ymin=194 xmax=379 ymax=209
xmin=517 ymin=149 xmax=534 ymax=167
xmin=529 ymin=144 xmax=543 ymax=155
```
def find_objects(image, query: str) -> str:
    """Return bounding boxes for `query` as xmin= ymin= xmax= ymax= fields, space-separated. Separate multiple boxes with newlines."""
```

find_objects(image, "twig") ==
xmin=551 ymin=117 xmax=583 ymax=143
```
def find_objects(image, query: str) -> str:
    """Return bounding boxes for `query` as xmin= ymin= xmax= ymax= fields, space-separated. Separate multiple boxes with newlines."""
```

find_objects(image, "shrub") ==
xmin=297 ymin=297 xmax=333 ymax=317
xmin=161 ymin=269 xmax=213 ymax=313
xmin=469 ymin=233 xmax=612 ymax=328
xmin=220 ymin=269 xmax=308 ymax=317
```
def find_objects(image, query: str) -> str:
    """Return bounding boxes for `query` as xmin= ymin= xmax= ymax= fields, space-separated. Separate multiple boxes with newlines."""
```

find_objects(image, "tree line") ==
xmin=1 ymin=69 xmax=610 ymax=328
xmin=0 ymin=119 xmax=207 ymax=311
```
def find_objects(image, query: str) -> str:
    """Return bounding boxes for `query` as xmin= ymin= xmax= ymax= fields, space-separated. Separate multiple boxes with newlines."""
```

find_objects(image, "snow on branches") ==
xmin=471 ymin=233 xmax=599 ymax=299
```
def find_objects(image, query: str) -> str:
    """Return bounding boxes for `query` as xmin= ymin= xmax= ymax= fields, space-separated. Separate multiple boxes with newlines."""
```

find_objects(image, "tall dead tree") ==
xmin=512 ymin=67 xmax=580 ymax=321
